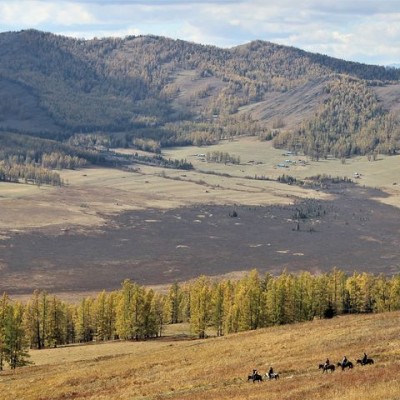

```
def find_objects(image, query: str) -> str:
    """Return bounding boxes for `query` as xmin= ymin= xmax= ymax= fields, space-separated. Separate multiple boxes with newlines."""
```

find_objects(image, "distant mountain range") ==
xmin=0 ymin=29 xmax=399 ymax=159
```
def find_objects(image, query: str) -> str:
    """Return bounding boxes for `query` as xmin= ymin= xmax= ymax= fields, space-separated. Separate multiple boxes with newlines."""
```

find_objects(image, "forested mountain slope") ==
xmin=0 ymin=29 xmax=399 ymax=157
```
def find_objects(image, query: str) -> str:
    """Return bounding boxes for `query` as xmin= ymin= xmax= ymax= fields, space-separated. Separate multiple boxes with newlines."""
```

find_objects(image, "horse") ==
xmin=319 ymin=364 xmax=335 ymax=373
xmin=356 ymin=358 xmax=374 ymax=365
xmin=248 ymin=373 xmax=263 ymax=382
xmin=266 ymin=372 xmax=280 ymax=380
xmin=337 ymin=361 xmax=353 ymax=370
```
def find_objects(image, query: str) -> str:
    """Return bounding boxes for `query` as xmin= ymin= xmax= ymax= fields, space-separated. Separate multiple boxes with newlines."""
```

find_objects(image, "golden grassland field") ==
xmin=1 ymin=311 xmax=399 ymax=400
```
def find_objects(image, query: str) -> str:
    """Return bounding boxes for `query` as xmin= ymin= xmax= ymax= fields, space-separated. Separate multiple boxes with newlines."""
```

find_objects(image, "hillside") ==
xmin=1 ymin=311 xmax=399 ymax=399
xmin=0 ymin=30 xmax=399 ymax=156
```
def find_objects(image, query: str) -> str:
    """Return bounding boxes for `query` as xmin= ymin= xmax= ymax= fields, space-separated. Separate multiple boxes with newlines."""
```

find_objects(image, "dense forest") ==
xmin=0 ymin=29 xmax=399 ymax=161
xmin=1 ymin=269 xmax=400 ymax=369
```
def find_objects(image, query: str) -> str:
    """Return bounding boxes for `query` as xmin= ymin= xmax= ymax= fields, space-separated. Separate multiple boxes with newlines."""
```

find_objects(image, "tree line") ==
xmin=206 ymin=150 xmax=240 ymax=164
xmin=0 ymin=162 xmax=63 ymax=186
xmin=1 ymin=269 xmax=400 ymax=369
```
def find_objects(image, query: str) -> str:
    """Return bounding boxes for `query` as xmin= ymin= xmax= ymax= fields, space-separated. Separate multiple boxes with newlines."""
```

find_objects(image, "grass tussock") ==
xmin=1 ymin=312 xmax=399 ymax=400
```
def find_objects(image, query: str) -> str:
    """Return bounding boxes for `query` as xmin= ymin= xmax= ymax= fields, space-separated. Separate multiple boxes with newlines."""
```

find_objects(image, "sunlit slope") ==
xmin=1 ymin=311 xmax=399 ymax=400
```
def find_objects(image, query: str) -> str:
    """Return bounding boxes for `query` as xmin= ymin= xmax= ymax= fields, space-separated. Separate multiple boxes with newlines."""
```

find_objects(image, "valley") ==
xmin=1 ymin=138 xmax=399 ymax=297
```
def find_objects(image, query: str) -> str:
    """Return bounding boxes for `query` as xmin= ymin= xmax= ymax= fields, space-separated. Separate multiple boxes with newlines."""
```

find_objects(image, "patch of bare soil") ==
xmin=239 ymin=77 xmax=329 ymax=129
xmin=373 ymin=83 xmax=400 ymax=117
xmin=1 ymin=183 xmax=399 ymax=297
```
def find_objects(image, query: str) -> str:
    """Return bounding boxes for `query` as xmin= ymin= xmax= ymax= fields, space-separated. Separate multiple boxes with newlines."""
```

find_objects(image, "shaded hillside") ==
xmin=0 ymin=29 xmax=400 ymax=153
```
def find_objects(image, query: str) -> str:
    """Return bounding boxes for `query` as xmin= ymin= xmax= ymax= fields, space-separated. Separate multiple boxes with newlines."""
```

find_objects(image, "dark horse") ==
xmin=337 ymin=361 xmax=353 ymax=370
xmin=319 ymin=364 xmax=335 ymax=373
xmin=248 ymin=373 xmax=263 ymax=382
xmin=357 ymin=358 xmax=374 ymax=365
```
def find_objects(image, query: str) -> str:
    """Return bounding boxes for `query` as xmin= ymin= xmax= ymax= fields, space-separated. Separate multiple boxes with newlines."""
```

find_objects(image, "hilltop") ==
xmin=1 ymin=311 xmax=399 ymax=399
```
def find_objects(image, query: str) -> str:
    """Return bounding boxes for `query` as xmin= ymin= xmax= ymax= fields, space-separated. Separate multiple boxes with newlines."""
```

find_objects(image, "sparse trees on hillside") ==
xmin=274 ymin=77 xmax=400 ymax=158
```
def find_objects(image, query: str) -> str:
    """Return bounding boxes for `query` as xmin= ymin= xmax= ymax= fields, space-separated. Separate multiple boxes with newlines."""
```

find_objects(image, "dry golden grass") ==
xmin=1 ymin=312 xmax=399 ymax=400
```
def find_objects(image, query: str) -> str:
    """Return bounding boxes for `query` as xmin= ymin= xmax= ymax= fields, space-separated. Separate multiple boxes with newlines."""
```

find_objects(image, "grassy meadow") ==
xmin=1 ymin=311 xmax=399 ymax=400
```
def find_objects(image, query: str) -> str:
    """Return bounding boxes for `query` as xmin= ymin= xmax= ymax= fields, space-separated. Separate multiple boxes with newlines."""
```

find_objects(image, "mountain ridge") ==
xmin=0 ymin=29 xmax=399 ymax=157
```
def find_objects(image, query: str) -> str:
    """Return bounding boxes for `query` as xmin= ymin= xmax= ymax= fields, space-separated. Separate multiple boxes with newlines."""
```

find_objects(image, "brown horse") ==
xmin=319 ymin=364 xmax=335 ymax=373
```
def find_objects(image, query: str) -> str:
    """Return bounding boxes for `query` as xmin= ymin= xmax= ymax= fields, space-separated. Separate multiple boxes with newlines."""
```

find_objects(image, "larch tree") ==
xmin=47 ymin=295 xmax=66 ymax=347
xmin=211 ymin=281 xmax=225 ymax=336
xmin=24 ymin=290 xmax=49 ymax=349
xmin=165 ymin=282 xmax=183 ymax=324
xmin=94 ymin=291 xmax=109 ymax=341
xmin=373 ymin=274 xmax=390 ymax=312
xmin=189 ymin=276 xmax=212 ymax=338
xmin=74 ymin=297 xmax=94 ymax=343
xmin=388 ymin=275 xmax=400 ymax=311
xmin=116 ymin=279 xmax=146 ymax=340
xmin=150 ymin=291 xmax=166 ymax=337
xmin=0 ymin=293 xmax=9 ymax=370
xmin=5 ymin=301 xmax=31 ymax=369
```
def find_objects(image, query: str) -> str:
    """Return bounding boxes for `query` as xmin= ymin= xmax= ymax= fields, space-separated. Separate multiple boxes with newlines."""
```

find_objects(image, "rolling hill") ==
xmin=1 ymin=311 xmax=399 ymax=400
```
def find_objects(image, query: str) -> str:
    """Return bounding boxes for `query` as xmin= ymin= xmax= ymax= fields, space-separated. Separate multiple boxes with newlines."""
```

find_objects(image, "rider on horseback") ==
xmin=342 ymin=355 xmax=348 ymax=367
xmin=362 ymin=353 xmax=368 ymax=365
xmin=268 ymin=367 xmax=274 ymax=379
xmin=324 ymin=358 xmax=330 ymax=368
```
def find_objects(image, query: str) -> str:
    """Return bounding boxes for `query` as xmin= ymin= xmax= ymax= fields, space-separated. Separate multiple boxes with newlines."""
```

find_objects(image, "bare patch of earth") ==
xmin=239 ymin=77 xmax=329 ymax=130
xmin=1 ymin=183 xmax=399 ymax=297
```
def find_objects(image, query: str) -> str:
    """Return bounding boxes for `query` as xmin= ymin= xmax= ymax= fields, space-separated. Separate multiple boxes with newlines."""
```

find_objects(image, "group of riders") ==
xmin=251 ymin=352 xmax=370 ymax=381
xmin=324 ymin=352 xmax=369 ymax=369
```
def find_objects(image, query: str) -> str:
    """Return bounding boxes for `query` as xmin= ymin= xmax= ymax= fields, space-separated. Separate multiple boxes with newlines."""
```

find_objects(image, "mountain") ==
xmin=0 ymin=29 xmax=399 ymax=159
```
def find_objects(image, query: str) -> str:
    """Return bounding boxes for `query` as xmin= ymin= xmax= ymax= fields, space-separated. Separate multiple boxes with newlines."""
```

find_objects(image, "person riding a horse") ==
xmin=324 ymin=358 xmax=330 ymax=368
xmin=268 ymin=367 xmax=274 ymax=378
xmin=362 ymin=353 xmax=368 ymax=364
xmin=342 ymin=356 xmax=348 ymax=367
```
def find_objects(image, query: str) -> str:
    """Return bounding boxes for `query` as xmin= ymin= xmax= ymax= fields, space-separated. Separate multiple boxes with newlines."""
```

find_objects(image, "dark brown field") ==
xmin=1 ymin=183 xmax=399 ymax=296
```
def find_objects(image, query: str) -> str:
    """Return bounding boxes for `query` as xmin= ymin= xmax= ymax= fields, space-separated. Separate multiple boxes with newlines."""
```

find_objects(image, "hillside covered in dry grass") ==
xmin=1 ymin=311 xmax=399 ymax=400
